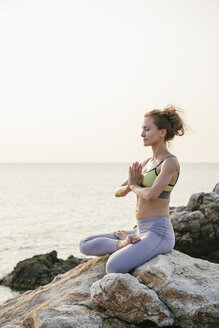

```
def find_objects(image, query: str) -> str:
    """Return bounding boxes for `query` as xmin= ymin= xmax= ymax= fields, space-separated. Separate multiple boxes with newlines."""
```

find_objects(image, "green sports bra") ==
xmin=141 ymin=156 xmax=180 ymax=199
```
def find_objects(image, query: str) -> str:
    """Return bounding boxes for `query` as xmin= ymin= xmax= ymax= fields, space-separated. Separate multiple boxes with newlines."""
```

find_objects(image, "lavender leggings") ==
xmin=79 ymin=216 xmax=175 ymax=274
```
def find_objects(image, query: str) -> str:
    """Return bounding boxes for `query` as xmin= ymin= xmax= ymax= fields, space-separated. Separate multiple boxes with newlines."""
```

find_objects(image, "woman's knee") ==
xmin=168 ymin=238 xmax=175 ymax=252
xmin=161 ymin=238 xmax=175 ymax=254
xmin=106 ymin=255 xmax=127 ymax=274
xmin=79 ymin=238 xmax=89 ymax=255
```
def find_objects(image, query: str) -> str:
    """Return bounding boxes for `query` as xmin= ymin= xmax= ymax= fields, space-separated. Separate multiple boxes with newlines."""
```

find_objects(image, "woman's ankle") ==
xmin=117 ymin=240 xmax=127 ymax=250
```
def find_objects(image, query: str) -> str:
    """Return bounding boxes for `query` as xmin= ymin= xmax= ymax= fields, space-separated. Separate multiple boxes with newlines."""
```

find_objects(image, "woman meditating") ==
xmin=79 ymin=104 xmax=185 ymax=273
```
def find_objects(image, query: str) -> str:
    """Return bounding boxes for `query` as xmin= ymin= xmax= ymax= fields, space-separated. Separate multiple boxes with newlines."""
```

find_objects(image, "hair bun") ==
xmin=163 ymin=104 xmax=177 ymax=115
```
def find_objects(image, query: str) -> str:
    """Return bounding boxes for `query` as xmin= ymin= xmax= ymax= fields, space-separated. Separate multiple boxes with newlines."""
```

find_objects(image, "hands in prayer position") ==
xmin=128 ymin=161 xmax=143 ymax=188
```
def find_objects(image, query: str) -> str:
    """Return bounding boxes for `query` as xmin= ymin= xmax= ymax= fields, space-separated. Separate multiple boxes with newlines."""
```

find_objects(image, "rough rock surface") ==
xmin=0 ymin=256 xmax=140 ymax=328
xmin=0 ymin=250 xmax=88 ymax=291
xmin=0 ymin=250 xmax=218 ymax=328
xmin=91 ymin=273 xmax=174 ymax=326
xmin=132 ymin=251 xmax=219 ymax=328
xmin=169 ymin=183 xmax=219 ymax=263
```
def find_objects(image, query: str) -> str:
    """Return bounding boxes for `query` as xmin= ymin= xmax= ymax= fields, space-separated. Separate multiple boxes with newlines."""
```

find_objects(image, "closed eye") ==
xmin=141 ymin=126 xmax=149 ymax=130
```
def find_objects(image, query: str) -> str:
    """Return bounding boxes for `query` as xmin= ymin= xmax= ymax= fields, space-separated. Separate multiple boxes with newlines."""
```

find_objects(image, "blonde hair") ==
xmin=144 ymin=104 xmax=186 ymax=141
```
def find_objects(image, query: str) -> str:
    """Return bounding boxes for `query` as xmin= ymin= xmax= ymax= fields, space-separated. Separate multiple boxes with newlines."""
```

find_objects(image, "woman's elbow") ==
xmin=144 ymin=195 xmax=156 ymax=201
xmin=144 ymin=191 xmax=159 ymax=201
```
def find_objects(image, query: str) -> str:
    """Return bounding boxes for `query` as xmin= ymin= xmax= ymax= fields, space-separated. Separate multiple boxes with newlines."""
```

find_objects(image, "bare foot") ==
xmin=117 ymin=234 xmax=140 ymax=249
xmin=126 ymin=234 xmax=140 ymax=244
xmin=117 ymin=239 xmax=129 ymax=250
xmin=114 ymin=230 xmax=130 ymax=240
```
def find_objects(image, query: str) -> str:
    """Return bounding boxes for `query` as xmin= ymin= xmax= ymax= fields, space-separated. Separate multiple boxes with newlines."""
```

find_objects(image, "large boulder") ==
xmin=91 ymin=273 xmax=174 ymax=326
xmin=170 ymin=183 xmax=219 ymax=263
xmin=131 ymin=251 xmax=219 ymax=328
xmin=0 ymin=250 xmax=87 ymax=291
xmin=0 ymin=250 xmax=218 ymax=328
xmin=91 ymin=251 xmax=219 ymax=328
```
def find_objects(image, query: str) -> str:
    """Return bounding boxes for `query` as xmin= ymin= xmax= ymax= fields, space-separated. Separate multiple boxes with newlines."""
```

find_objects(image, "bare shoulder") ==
xmin=162 ymin=155 xmax=180 ymax=171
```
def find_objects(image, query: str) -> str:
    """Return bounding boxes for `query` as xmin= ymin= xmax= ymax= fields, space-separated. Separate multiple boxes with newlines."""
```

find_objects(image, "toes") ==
xmin=126 ymin=236 xmax=132 ymax=244
xmin=131 ymin=236 xmax=140 ymax=243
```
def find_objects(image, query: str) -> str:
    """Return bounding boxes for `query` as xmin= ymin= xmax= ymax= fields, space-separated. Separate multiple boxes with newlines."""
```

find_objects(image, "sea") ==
xmin=0 ymin=163 xmax=218 ymax=305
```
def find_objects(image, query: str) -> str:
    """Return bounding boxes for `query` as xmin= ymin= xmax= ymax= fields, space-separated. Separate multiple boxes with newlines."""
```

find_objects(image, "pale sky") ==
xmin=0 ymin=0 xmax=218 ymax=163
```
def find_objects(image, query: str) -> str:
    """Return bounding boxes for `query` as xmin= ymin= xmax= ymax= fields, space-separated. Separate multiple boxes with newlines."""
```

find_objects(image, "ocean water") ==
xmin=0 ymin=163 xmax=218 ymax=305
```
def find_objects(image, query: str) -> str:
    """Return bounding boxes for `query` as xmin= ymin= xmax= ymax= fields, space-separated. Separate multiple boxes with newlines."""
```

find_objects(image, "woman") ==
xmin=79 ymin=104 xmax=185 ymax=274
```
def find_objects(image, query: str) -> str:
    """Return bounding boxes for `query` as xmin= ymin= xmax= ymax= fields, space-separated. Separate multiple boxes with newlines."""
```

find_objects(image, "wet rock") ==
xmin=0 ymin=250 xmax=88 ymax=291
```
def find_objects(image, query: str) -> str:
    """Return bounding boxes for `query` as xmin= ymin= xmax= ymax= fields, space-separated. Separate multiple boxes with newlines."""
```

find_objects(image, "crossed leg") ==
xmin=106 ymin=230 xmax=175 ymax=273
xmin=79 ymin=229 xmax=138 ymax=256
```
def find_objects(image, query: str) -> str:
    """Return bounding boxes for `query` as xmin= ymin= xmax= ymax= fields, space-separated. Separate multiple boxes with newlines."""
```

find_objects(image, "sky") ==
xmin=0 ymin=0 xmax=218 ymax=163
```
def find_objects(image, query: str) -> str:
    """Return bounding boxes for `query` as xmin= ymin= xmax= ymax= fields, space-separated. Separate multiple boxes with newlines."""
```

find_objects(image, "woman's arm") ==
xmin=115 ymin=159 xmax=149 ymax=197
xmin=115 ymin=180 xmax=131 ymax=197
xmin=129 ymin=158 xmax=178 ymax=200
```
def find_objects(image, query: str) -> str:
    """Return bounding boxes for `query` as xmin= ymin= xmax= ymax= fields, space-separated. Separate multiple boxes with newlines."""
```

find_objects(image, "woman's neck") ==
xmin=151 ymin=142 xmax=169 ymax=161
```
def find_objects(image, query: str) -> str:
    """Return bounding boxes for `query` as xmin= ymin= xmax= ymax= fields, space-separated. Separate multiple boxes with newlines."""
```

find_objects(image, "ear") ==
xmin=160 ymin=128 xmax=167 ymax=138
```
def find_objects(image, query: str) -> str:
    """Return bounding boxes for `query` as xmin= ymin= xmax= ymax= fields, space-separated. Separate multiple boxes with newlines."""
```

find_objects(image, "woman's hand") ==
xmin=128 ymin=162 xmax=143 ymax=188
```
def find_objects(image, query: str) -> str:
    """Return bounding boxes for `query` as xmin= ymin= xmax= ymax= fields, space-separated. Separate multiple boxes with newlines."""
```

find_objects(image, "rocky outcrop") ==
xmin=0 ymin=255 xmax=133 ymax=328
xmin=91 ymin=273 xmax=174 ymax=326
xmin=170 ymin=183 xmax=219 ymax=263
xmin=0 ymin=250 xmax=88 ymax=291
xmin=0 ymin=250 xmax=218 ymax=328
xmin=131 ymin=251 xmax=219 ymax=328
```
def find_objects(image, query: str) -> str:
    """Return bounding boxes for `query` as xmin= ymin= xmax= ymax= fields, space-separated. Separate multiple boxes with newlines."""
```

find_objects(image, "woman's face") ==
xmin=141 ymin=116 xmax=165 ymax=146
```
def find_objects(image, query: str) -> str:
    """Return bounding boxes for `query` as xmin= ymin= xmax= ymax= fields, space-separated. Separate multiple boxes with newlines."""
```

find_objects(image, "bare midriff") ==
xmin=135 ymin=195 xmax=169 ymax=220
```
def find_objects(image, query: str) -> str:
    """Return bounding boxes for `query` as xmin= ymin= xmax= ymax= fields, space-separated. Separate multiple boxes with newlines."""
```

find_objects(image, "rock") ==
xmin=132 ymin=250 xmax=219 ymax=328
xmin=169 ymin=206 xmax=187 ymax=215
xmin=0 ymin=256 xmax=140 ymax=328
xmin=170 ymin=183 xmax=219 ymax=263
xmin=0 ymin=250 xmax=88 ymax=291
xmin=0 ymin=250 xmax=218 ymax=328
xmin=187 ymin=192 xmax=205 ymax=211
xmin=91 ymin=273 xmax=174 ymax=326
xmin=213 ymin=183 xmax=219 ymax=194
